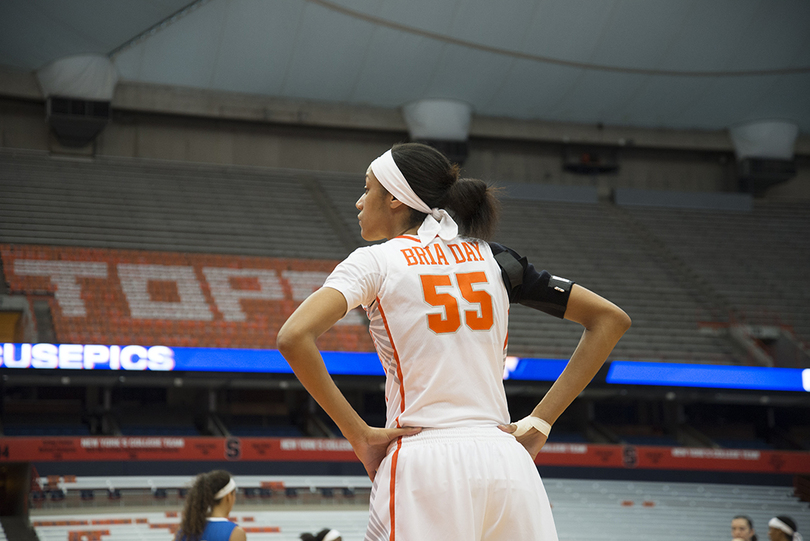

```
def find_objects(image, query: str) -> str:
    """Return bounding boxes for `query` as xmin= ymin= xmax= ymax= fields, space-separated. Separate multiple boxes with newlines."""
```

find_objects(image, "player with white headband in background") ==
xmin=300 ymin=528 xmax=343 ymax=541
xmin=769 ymin=516 xmax=802 ymax=541
xmin=175 ymin=470 xmax=245 ymax=541
xmin=278 ymin=143 xmax=631 ymax=540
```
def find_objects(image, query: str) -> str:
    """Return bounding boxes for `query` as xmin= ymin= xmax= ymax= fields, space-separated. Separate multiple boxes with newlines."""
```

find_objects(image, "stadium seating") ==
xmin=313 ymin=171 xmax=374 ymax=250
xmin=227 ymin=424 xmax=304 ymax=438
xmin=546 ymin=478 xmax=810 ymax=541
xmin=116 ymin=407 xmax=200 ymax=437
xmin=0 ymin=244 xmax=373 ymax=351
xmin=496 ymin=199 xmax=738 ymax=362
xmin=0 ymin=149 xmax=349 ymax=260
xmin=3 ymin=424 xmax=91 ymax=436
xmin=2 ymin=149 xmax=809 ymax=364
xmin=36 ymin=475 xmax=372 ymax=494
xmin=626 ymin=202 xmax=810 ymax=347
xmin=2 ymin=407 xmax=92 ymax=437
xmin=29 ymin=478 xmax=810 ymax=541
xmin=32 ymin=510 xmax=367 ymax=541
xmin=694 ymin=423 xmax=775 ymax=450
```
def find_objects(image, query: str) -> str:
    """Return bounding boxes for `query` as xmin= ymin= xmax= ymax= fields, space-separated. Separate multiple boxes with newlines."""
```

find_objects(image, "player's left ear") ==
xmin=389 ymin=195 xmax=405 ymax=209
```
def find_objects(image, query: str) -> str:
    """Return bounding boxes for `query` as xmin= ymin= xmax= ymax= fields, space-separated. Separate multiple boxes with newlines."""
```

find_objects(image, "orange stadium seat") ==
xmin=0 ymin=244 xmax=374 ymax=352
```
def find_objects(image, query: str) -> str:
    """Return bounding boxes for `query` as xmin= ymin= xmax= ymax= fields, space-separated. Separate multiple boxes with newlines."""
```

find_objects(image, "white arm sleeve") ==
xmin=322 ymin=246 xmax=384 ymax=311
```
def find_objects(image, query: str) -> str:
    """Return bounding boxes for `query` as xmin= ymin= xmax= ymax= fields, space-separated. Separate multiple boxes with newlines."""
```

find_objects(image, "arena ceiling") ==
xmin=2 ymin=0 xmax=810 ymax=133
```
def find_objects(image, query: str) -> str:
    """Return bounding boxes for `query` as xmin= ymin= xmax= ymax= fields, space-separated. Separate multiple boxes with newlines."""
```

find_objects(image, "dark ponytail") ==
xmin=177 ymin=470 xmax=232 ymax=541
xmin=390 ymin=143 xmax=500 ymax=241
xmin=446 ymin=178 xmax=500 ymax=241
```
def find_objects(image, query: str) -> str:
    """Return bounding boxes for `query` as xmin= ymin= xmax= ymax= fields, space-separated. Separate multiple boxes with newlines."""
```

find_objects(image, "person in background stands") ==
xmin=732 ymin=515 xmax=757 ymax=541
xmin=175 ymin=470 xmax=246 ymax=541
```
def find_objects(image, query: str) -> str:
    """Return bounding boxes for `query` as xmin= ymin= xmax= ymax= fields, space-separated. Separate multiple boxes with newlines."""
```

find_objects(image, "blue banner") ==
xmin=2 ymin=343 xmax=808 ymax=392
xmin=607 ymin=361 xmax=810 ymax=392
xmin=0 ymin=343 xmax=385 ymax=375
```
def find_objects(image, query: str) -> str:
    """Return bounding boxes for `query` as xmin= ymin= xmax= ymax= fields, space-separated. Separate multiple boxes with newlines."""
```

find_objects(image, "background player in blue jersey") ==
xmin=176 ymin=470 xmax=246 ymax=541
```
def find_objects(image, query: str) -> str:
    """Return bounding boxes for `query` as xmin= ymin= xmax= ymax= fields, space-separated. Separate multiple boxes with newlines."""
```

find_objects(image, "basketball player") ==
xmin=768 ymin=516 xmax=802 ymax=541
xmin=732 ymin=515 xmax=757 ymax=541
xmin=175 ymin=470 xmax=246 ymax=541
xmin=301 ymin=529 xmax=343 ymax=541
xmin=277 ymin=143 xmax=631 ymax=540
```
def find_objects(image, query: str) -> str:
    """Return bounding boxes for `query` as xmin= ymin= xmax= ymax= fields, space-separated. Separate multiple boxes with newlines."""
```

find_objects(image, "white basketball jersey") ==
xmin=323 ymin=234 xmax=511 ymax=429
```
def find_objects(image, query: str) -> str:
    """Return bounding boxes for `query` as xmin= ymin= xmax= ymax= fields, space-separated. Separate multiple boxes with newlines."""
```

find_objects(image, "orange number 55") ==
xmin=420 ymin=272 xmax=494 ymax=334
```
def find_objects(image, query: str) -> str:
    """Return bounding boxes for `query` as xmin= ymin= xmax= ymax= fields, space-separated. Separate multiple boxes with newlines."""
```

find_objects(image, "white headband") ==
xmin=322 ymin=530 xmax=341 ymax=541
xmin=770 ymin=518 xmax=802 ymax=541
xmin=214 ymin=478 xmax=236 ymax=500
xmin=370 ymin=149 xmax=458 ymax=246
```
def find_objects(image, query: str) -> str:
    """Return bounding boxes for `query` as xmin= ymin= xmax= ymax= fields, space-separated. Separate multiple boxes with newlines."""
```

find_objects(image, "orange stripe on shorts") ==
xmin=389 ymin=436 xmax=403 ymax=541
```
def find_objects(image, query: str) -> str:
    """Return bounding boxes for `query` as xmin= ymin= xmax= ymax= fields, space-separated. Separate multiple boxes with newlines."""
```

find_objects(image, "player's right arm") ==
xmin=277 ymin=287 xmax=420 ymax=480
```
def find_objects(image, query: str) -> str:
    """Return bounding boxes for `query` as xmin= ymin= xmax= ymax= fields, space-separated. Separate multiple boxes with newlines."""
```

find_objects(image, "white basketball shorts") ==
xmin=364 ymin=426 xmax=558 ymax=541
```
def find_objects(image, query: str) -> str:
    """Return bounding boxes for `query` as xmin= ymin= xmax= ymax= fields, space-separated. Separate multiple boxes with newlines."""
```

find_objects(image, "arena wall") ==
xmin=2 ymin=69 xmax=809 ymax=199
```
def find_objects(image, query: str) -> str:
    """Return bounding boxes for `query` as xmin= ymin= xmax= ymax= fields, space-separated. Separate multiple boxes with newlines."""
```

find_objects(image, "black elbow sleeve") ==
xmin=520 ymin=270 xmax=573 ymax=319
xmin=490 ymin=242 xmax=574 ymax=319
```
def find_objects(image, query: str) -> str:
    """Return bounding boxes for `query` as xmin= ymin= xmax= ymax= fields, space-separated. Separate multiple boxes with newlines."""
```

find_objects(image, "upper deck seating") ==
xmin=627 ymin=201 xmax=810 ymax=347
xmin=3 ymin=149 xmax=805 ymax=365
xmin=0 ymin=150 xmax=348 ymax=260
xmin=496 ymin=199 xmax=736 ymax=363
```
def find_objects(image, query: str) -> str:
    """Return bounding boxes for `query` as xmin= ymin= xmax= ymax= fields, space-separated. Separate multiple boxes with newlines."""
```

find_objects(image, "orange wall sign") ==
xmin=1 ymin=437 xmax=808 ymax=474
xmin=0 ymin=244 xmax=373 ymax=351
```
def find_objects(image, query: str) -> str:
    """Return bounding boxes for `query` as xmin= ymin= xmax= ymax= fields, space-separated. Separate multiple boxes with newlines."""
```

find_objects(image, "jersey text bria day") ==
xmin=401 ymin=242 xmax=484 ymax=266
